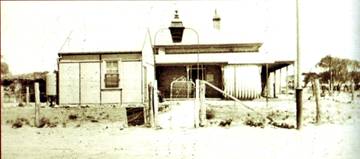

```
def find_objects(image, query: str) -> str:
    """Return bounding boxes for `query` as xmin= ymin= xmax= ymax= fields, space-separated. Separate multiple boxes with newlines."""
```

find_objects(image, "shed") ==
xmin=57 ymin=27 xmax=155 ymax=106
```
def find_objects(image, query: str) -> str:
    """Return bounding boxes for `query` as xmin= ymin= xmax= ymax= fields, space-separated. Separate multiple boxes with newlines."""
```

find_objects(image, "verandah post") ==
xmin=26 ymin=86 xmax=30 ymax=106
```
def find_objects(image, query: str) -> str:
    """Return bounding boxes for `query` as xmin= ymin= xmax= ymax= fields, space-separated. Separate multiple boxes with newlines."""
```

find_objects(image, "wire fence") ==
xmin=2 ymin=83 xmax=48 ymax=103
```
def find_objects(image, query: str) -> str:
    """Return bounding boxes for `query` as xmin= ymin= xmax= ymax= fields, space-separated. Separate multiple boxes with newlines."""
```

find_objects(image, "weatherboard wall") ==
xmin=58 ymin=53 xmax=143 ymax=105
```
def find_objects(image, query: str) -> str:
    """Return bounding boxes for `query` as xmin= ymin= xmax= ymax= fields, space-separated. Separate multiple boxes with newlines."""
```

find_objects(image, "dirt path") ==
xmin=158 ymin=100 xmax=196 ymax=129
xmin=2 ymin=123 xmax=359 ymax=159
xmin=2 ymin=92 xmax=360 ymax=158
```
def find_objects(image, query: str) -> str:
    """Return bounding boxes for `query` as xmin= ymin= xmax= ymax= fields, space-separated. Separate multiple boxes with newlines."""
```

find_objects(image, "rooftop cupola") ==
xmin=169 ymin=10 xmax=185 ymax=43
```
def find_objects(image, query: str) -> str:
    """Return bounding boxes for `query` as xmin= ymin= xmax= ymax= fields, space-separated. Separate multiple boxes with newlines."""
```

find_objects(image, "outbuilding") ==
xmin=57 ymin=28 xmax=155 ymax=106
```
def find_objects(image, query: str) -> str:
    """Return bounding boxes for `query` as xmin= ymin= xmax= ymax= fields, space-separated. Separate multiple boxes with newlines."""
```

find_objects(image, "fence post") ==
xmin=351 ymin=81 xmax=355 ymax=102
xmin=199 ymin=81 xmax=206 ymax=127
xmin=285 ymin=66 xmax=288 ymax=95
xmin=34 ymin=82 xmax=40 ymax=127
xmin=1 ymin=85 xmax=4 ymax=107
xmin=194 ymin=79 xmax=200 ymax=128
xmin=148 ymin=84 xmax=154 ymax=128
xmin=153 ymin=81 xmax=159 ymax=129
xmin=26 ymin=86 xmax=30 ymax=106
xmin=312 ymin=79 xmax=321 ymax=124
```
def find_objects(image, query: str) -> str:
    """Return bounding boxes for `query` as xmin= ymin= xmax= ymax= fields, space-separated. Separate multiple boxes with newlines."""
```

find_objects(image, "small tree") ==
xmin=317 ymin=55 xmax=359 ymax=86
xmin=303 ymin=72 xmax=318 ymax=87
xmin=1 ymin=55 xmax=10 ymax=75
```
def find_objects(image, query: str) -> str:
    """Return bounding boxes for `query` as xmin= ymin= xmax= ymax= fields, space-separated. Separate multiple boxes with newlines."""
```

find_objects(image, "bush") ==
xmin=38 ymin=117 xmax=50 ymax=128
xmin=68 ymin=114 xmax=78 ymax=120
xmin=244 ymin=119 xmax=264 ymax=128
xmin=12 ymin=120 xmax=23 ymax=128
xmin=206 ymin=108 xmax=215 ymax=119
xmin=11 ymin=117 xmax=30 ymax=128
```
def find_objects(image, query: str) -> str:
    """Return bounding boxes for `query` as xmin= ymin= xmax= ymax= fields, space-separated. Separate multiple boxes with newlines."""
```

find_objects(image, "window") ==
xmin=105 ymin=61 xmax=119 ymax=88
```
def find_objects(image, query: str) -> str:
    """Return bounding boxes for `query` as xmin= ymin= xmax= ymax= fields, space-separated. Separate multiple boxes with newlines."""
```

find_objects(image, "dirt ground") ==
xmin=2 ymin=92 xmax=360 ymax=159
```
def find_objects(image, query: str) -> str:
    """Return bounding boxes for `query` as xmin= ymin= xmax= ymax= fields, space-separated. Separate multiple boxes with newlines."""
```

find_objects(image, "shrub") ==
xmin=12 ymin=120 xmax=23 ymax=128
xmin=206 ymin=109 xmax=215 ymax=119
xmin=68 ymin=114 xmax=78 ymax=120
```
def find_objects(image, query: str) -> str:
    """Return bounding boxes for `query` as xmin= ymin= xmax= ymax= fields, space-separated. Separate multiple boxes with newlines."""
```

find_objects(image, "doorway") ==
xmin=188 ymin=65 xmax=205 ymax=82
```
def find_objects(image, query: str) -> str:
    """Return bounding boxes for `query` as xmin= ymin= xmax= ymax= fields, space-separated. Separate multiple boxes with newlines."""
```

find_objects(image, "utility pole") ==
xmin=295 ymin=0 xmax=303 ymax=130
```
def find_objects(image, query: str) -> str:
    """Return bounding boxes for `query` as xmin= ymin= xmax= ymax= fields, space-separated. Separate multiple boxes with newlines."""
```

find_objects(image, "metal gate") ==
xmin=170 ymin=80 xmax=195 ymax=99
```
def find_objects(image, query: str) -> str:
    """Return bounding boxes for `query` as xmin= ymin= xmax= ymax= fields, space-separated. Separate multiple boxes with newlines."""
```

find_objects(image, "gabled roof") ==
xmin=59 ymin=26 xmax=147 ymax=54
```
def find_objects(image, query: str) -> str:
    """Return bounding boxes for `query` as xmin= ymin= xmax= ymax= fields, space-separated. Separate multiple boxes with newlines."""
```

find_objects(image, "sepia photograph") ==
xmin=1 ymin=0 xmax=359 ymax=158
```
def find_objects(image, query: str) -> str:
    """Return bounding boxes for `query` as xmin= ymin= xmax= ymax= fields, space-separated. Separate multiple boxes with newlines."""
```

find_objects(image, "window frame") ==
xmin=104 ymin=60 xmax=120 ymax=88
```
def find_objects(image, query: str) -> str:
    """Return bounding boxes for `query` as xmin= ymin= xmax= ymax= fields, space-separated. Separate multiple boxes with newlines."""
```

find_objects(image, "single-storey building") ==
xmin=58 ymin=28 xmax=155 ymax=106
xmin=57 ymin=10 xmax=293 ymax=106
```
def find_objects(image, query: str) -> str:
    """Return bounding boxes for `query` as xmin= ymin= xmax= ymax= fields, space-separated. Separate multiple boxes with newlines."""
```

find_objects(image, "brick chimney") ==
xmin=213 ymin=9 xmax=221 ymax=30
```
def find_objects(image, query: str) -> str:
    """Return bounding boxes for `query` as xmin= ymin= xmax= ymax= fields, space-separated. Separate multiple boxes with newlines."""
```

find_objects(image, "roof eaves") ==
xmin=58 ymin=50 xmax=142 ymax=56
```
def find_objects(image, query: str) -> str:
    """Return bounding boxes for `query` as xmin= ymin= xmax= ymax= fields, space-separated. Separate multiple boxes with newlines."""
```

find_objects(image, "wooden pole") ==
xmin=34 ymin=82 xmax=40 ymax=127
xmin=313 ymin=79 xmax=321 ymax=124
xmin=194 ymin=79 xmax=200 ymax=128
xmin=144 ymin=85 xmax=149 ymax=127
xmin=199 ymin=81 xmax=206 ymax=127
xmin=279 ymin=68 xmax=282 ymax=94
xmin=153 ymin=81 xmax=159 ymax=129
xmin=26 ymin=86 xmax=30 ymax=106
xmin=296 ymin=88 xmax=303 ymax=129
xmin=286 ymin=66 xmax=288 ymax=95
xmin=1 ymin=85 xmax=4 ymax=107
xmin=351 ymin=81 xmax=355 ymax=102
xmin=295 ymin=0 xmax=303 ymax=130
xmin=148 ymin=84 xmax=154 ymax=128
xmin=274 ymin=71 xmax=277 ymax=98
xmin=266 ymin=64 xmax=269 ymax=107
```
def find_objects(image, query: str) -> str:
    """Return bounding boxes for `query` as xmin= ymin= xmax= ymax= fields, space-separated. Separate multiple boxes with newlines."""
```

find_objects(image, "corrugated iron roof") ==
xmin=59 ymin=26 xmax=147 ymax=54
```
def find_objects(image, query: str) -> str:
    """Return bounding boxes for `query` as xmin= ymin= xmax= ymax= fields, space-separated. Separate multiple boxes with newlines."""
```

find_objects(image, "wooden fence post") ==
xmin=26 ymin=86 xmax=30 ymax=106
xmin=148 ymin=84 xmax=154 ymax=128
xmin=34 ymin=82 xmax=40 ymax=127
xmin=195 ymin=79 xmax=200 ymax=128
xmin=153 ymin=81 xmax=159 ymax=129
xmin=312 ymin=79 xmax=321 ymax=124
xmin=1 ymin=85 xmax=4 ymax=107
xmin=285 ymin=66 xmax=288 ymax=95
xmin=351 ymin=81 xmax=355 ymax=102
xmin=199 ymin=81 xmax=206 ymax=127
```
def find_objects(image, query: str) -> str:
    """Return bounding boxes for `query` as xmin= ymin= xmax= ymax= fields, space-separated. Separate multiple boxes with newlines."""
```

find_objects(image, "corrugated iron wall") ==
xmin=223 ymin=65 xmax=262 ymax=100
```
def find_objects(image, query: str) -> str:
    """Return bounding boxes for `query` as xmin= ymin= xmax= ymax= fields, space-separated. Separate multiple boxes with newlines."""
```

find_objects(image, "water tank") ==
xmin=46 ymin=72 xmax=57 ymax=96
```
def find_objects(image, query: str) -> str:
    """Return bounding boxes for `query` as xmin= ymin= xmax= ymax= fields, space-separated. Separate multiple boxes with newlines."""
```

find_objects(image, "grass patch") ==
xmin=2 ymin=105 xmax=127 ymax=127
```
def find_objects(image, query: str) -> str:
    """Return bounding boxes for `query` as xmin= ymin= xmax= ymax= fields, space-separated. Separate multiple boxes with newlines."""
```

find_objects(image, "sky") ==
xmin=1 ymin=0 xmax=359 ymax=75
